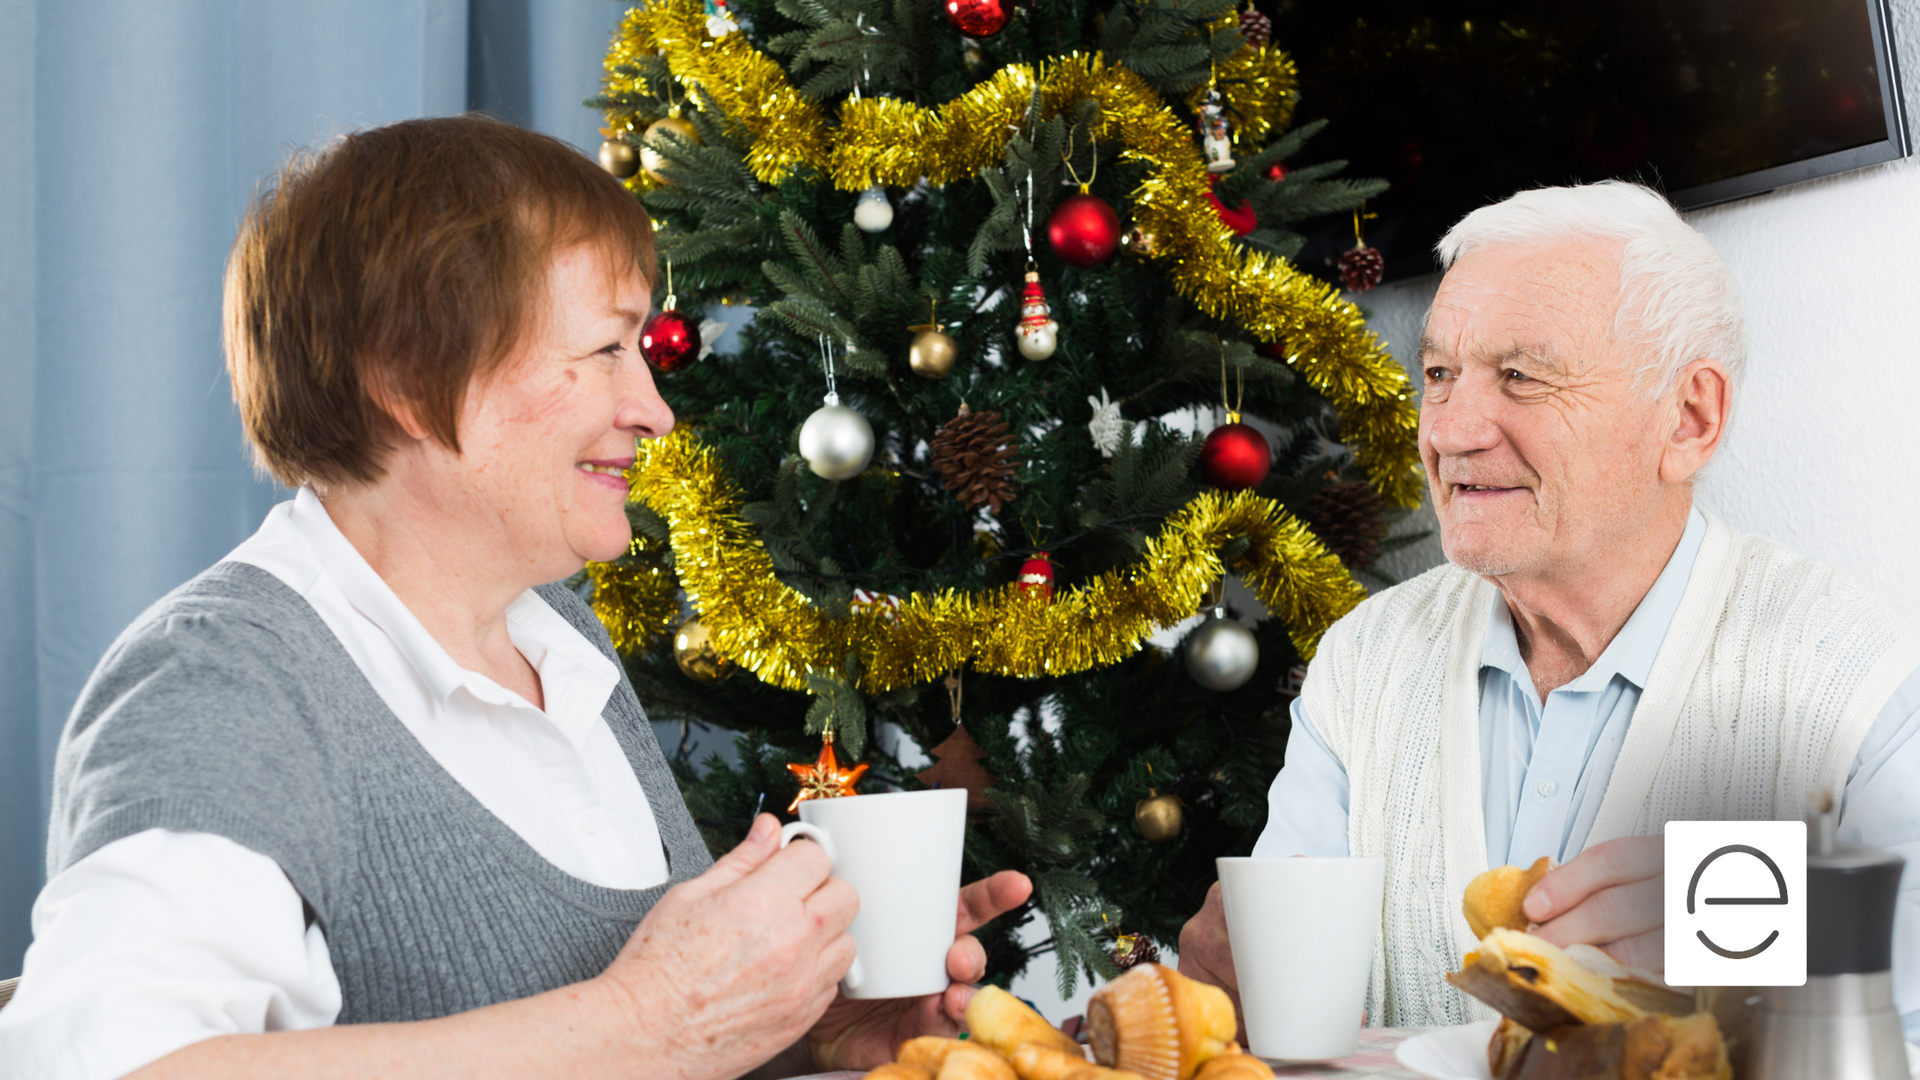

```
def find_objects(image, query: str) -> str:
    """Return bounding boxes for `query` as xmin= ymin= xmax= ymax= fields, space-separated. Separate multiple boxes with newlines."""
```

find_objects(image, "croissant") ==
xmin=938 ymin=1042 xmax=1020 ymax=1080
xmin=968 ymin=984 xmax=1083 ymax=1057
xmin=1086 ymin=964 xmax=1238 ymax=1080
xmin=1445 ymin=929 xmax=1644 ymax=1031
xmin=1191 ymin=1049 xmax=1274 ymax=1080
xmin=1498 ymin=1012 xmax=1731 ymax=1080
xmin=866 ymin=1066 xmax=935 ymax=1080
xmin=901 ymin=1037 xmax=967 ymax=1072
xmin=1462 ymin=858 xmax=1552 ymax=939
xmin=1010 ymin=1043 xmax=1093 ymax=1080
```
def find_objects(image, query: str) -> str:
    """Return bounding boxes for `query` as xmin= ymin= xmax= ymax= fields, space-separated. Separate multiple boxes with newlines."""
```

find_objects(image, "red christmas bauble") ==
xmin=1017 ymin=552 xmax=1055 ymax=602
xmin=944 ymin=0 xmax=1010 ymax=37
xmin=1207 ymin=187 xmax=1258 ymax=235
xmin=1046 ymin=192 xmax=1121 ymax=268
xmin=641 ymin=308 xmax=701 ymax=372
xmin=1200 ymin=422 xmax=1272 ymax=490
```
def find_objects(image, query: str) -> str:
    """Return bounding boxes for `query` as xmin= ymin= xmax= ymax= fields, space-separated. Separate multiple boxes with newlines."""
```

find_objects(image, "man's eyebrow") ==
xmin=1489 ymin=343 xmax=1565 ymax=374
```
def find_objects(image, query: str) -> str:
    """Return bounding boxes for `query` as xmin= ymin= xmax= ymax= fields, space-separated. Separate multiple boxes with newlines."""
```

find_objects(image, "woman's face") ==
xmin=450 ymin=241 xmax=673 ymax=579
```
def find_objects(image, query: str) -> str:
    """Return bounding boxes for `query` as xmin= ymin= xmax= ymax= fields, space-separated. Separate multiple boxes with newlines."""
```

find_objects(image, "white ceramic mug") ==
xmin=1217 ymin=855 xmax=1386 ymax=1061
xmin=779 ymin=787 xmax=968 ymax=999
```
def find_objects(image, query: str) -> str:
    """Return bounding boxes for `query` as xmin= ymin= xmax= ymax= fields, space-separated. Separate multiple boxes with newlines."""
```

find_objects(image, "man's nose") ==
xmin=1423 ymin=374 xmax=1504 ymax=457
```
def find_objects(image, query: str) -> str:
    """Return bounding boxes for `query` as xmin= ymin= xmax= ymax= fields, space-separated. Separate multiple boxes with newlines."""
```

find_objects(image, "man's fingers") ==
xmin=1531 ymin=875 xmax=1664 ymax=952
xmin=803 ymin=875 xmax=862 ymax=937
xmin=750 ymin=830 xmax=839 ymax=898
xmin=941 ymin=982 xmax=976 ymax=1027
xmin=946 ymin=934 xmax=988 ymax=985
xmin=1600 ymin=928 xmax=1665 ymax=974
xmin=956 ymin=870 xmax=1032 ymax=935
xmin=1525 ymin=835 xmax=1663 ymax=922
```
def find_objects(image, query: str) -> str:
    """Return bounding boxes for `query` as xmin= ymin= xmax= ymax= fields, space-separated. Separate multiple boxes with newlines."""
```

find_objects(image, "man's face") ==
xmin=1418 ymin=238 xmax=1675 ymax=583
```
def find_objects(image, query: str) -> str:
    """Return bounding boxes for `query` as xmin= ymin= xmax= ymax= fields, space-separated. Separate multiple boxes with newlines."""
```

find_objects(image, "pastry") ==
xmin=1489 ymin=1016 xmax=1532 ymax=1077
xmin=1086 ymin=963 xmax=1238 ymax=1080
xmin=1463 ymin=857 xmax=1552 ymax=939
xmin=1445 ymin=928 xmax=1644 ymax=1030
xmin=1191 ymin=1049 xmax=1275 ymax=1080
xmin=1497 ymin=1013 xmax=1732 ymax=1080
xmin=938 ymin=1042 xmax=1020 ymax=1080
xmin=866 ymin=1066 xmax=935 ymax=1080
xmin=901 ymin=1036 xmax=968 ymax=1072
xmin=1010 ymin=1043 xmax=1095 ymax=1080
xmin=968 ymin=984 xmax=1083 ymax=1057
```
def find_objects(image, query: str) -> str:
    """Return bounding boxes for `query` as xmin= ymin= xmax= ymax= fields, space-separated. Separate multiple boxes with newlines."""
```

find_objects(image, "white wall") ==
xmin=1358 ymin=0 xmax=1920 ymax=624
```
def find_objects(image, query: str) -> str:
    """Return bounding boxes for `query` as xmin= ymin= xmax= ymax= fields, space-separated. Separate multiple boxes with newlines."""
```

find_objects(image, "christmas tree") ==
xmin=585 ymin=0 xmax=1424 ymax=997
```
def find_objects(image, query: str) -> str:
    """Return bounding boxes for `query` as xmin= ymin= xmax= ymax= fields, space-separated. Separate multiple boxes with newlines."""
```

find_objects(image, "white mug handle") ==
xmin=778 ymin=821 xmax=866 ymax=992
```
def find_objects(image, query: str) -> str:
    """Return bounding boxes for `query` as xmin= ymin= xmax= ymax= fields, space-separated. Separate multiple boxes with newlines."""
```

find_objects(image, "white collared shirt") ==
xmin=0 ymin=489 xmax=670 ymax=1080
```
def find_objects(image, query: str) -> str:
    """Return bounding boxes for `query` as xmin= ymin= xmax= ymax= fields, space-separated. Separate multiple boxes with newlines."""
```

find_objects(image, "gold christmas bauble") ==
xmin=598 ymin=137 xmax=639 ymax=179
xmin=1134 ymin=789 xmax=1184 ymax=842
xmin=908 ymin=324 xmax=958 ymax=379
xmin=673 ymin=617 xmax=734 ymax=682
xmin=1120 ymin=225 xmax=1158 ymax=261
xmin=641 ymin=115 xmax=700 ymax=184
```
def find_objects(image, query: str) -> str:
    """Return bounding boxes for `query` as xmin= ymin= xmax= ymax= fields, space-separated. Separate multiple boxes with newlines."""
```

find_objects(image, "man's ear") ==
xmin=1659 ymin=358 xmax=1732 ymax=484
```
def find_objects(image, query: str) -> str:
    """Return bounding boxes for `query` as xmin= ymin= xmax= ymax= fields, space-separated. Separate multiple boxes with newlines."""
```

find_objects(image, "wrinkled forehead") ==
xmin=1419 ymin=237 xmax=1624 ymax=367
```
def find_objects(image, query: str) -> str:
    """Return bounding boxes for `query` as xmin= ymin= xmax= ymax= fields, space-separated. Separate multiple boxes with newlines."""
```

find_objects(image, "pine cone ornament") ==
xmin=931 ymin=403 xmax=1020 ymax=514
xmin=1110 ymin=932 xmax=1161 ymax=972
xmin=1238 ymin=7 xmax=1272 ymax=47
xmin=1338 ymin=245 xmax=1386 ymax=293
xmin=1301 ymin=479 xmax=1389 ymax=569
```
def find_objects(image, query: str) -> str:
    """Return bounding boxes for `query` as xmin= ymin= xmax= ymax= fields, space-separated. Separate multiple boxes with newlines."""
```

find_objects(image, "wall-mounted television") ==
xmin=1270 ymin=0 xmax=1911 ymax=284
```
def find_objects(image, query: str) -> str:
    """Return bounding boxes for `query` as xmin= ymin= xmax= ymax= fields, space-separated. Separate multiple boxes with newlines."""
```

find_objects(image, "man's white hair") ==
xmin=1436 ymin=181 xmax=1746 ymax=400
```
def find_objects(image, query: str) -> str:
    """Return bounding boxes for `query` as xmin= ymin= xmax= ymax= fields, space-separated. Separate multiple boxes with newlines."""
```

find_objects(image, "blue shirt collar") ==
xmin=1481 ymin=507 xmax=1708 ymax=695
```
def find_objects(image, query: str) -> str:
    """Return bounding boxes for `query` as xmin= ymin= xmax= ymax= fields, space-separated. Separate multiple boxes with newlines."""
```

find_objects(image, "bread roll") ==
xmin=901 ymin=1036 xmax=968 ymax=1072
xmin=968 ymin=984 xmax=1082 ymax=1057
xmin=1463 ymin=857 xmax=1551 ymax=939
xmin=938 ymin=1042 xmax=1019 ymax=1080
xmin=1191 ymin=1049 xmax=1274 ymax=1080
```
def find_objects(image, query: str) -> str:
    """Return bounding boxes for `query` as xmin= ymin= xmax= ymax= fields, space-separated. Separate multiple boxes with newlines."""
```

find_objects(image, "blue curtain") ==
xmin=0 ymin=0 xmax=631 ymax=981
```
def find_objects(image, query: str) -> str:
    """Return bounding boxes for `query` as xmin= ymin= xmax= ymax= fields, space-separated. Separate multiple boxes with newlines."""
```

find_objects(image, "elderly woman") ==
xmin=0 ymin=115 xmax=1028 ymax=1079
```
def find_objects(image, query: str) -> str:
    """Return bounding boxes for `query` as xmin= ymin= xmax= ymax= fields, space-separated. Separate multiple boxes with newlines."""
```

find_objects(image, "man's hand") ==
xmin=1524 ymin=835 xmax=1664 ymax=972
xmin=599 ymin=814 xmax=860 ymax=1080
xmin=804 ymin=869 xmax=1033 ymax=1070
xmin=1177 ymin=882 xmax=1246 ymax=1043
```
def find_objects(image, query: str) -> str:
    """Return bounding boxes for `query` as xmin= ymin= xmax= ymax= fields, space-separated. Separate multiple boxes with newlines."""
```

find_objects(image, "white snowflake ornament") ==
xmin=697 ymin=317 xmax=729 ymax=360
xmin=1087 ymin=388 xmax=1125 ymax=458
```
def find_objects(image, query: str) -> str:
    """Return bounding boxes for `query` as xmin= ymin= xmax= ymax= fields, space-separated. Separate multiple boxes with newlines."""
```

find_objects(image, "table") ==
xmin=792 ymin=1029 xmax=1432 ymax=1080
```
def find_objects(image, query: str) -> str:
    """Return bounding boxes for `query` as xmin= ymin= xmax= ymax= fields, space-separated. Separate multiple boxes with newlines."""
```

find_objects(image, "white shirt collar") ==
xmin=283 ymin=487 xmax=618 ymax=743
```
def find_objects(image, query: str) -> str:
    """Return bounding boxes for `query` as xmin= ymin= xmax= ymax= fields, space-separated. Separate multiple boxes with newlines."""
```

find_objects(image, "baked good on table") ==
xmin=866 ymin=1066 xmax=934 ymax=1080
xmin=1462 ymin=857 xmax=1552 ymax=939
xmin=1009 ymin=1043 xmax=1104 ymax=1080
xmin=1086 ymin=963 xmax=1238 ymax=1080
xmin=936 ymin=1042 xmax=1020 ymax=1080
xmin=899 ymin=1036 xmax=966 ymax=1072
xmin=969 ymin=984 xmax=1085 ymax=1057
xmin=1190 ymin=1048 xmax=1275 ymax=1080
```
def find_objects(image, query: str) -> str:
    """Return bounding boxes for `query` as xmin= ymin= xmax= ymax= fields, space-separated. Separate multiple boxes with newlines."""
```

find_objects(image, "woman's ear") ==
xmin=361 ymin=368 xmax=432 ymax=443
xmin=1659 ymin=358 xmax=1732 ymax=484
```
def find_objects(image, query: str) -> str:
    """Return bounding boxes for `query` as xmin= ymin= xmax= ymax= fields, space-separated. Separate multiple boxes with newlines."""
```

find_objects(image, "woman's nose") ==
xmin=617 ymin=356 xmax=675 ymax=441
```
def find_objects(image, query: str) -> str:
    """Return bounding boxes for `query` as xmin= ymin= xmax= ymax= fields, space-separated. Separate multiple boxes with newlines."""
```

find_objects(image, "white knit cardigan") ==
xmin=1300 ymin=512 xmax=1920 ymax=1028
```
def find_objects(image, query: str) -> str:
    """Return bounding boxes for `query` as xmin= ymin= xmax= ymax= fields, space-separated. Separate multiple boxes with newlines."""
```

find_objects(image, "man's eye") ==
xmin=1504 ymin=368 xmax=1531 ymax=382
xmin=1425 ymin=367 xmax=1452 ymax=381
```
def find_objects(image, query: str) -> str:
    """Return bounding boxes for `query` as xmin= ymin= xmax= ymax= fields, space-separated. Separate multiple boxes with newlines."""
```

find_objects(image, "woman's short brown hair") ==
xmin=225 ymin=114 xmax=655 ymax=487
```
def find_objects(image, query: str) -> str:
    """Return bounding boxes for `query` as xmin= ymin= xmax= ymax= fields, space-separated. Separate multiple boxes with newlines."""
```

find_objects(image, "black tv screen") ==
xmin=1270 ymin=0 xmax=1911 ymax=284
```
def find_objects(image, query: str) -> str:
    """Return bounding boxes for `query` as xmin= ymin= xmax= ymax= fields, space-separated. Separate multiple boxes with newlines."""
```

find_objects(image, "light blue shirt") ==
xmin=1254 ymin=508 xmax=1920 ymax=1035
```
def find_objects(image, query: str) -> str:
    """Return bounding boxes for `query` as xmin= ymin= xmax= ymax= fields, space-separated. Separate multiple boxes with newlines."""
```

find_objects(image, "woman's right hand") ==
xmin=598 ymin=813 xmax=859 ymax=1078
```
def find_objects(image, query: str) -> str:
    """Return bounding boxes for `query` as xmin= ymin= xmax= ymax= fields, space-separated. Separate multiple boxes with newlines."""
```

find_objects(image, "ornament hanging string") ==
xmin=1217 ymin=336 xmax=1245 ymax=423
xmin=817 ymin=334 xmax=841 ymax=403
xmin=1061 ymin=127 xmax=1098 ymax=191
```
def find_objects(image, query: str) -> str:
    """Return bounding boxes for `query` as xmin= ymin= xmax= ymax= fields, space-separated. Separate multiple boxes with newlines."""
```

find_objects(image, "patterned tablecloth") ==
xmin=794 ymin=1028 xmax=1433 ymax=1080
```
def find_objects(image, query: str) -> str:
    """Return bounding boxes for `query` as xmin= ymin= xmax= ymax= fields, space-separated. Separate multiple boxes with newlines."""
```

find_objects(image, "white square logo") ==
xmin=1665 ymin=821 xmax=1806 ymax=987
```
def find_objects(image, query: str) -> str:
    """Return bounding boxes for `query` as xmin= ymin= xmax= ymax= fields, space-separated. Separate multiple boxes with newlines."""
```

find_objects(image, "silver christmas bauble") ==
xmin=853 ymin=186 xmax=894 ymax=232
xmin=799 ymin=401 xmax=875 ymax=480
xmin=1185 ymin=610 xmax=1260 ymax=691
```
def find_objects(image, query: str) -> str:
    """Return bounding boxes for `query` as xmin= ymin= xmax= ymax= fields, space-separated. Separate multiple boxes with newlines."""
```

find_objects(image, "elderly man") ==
xmin=1179 ymin=181 xmax=1920 ymax=1034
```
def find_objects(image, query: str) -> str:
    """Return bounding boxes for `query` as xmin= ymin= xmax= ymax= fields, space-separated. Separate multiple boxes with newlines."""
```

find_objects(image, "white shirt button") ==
xmin=1538 ymin=779 xmax=1558 ymax=798
xmin=578 ymin=810 xmax=603 ymax=836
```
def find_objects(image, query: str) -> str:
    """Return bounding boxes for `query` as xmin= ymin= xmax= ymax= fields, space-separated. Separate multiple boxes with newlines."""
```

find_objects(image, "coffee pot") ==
xmin=1750 ymin=794 xmax=1908 ymax=1080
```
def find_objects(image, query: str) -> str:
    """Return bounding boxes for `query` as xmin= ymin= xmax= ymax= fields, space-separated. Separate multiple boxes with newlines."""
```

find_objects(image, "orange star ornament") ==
xmin=786 ymin=734 xmax=869 ymax=812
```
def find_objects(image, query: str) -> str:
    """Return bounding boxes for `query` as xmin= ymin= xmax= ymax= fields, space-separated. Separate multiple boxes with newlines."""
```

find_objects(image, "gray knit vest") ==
xmin=49 ymin=561 xmax=714 ymax=1023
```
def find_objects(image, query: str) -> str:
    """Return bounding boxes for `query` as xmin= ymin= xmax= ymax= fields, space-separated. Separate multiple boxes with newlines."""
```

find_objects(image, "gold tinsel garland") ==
xmin=586 ymin=533 xmax=679 ymax=652
xmin=611 ymin=429 xmax=1366 ymax=694
xmin=603 ymin=2 xmax=1422 ymax=507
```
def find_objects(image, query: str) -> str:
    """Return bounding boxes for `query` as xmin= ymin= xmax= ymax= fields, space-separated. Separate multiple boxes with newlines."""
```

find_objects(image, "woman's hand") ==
xmin=802 ymin=869 xmax=1033 ymax=1070
xmin=599 ymin=814 xmax=860 ymax=1079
